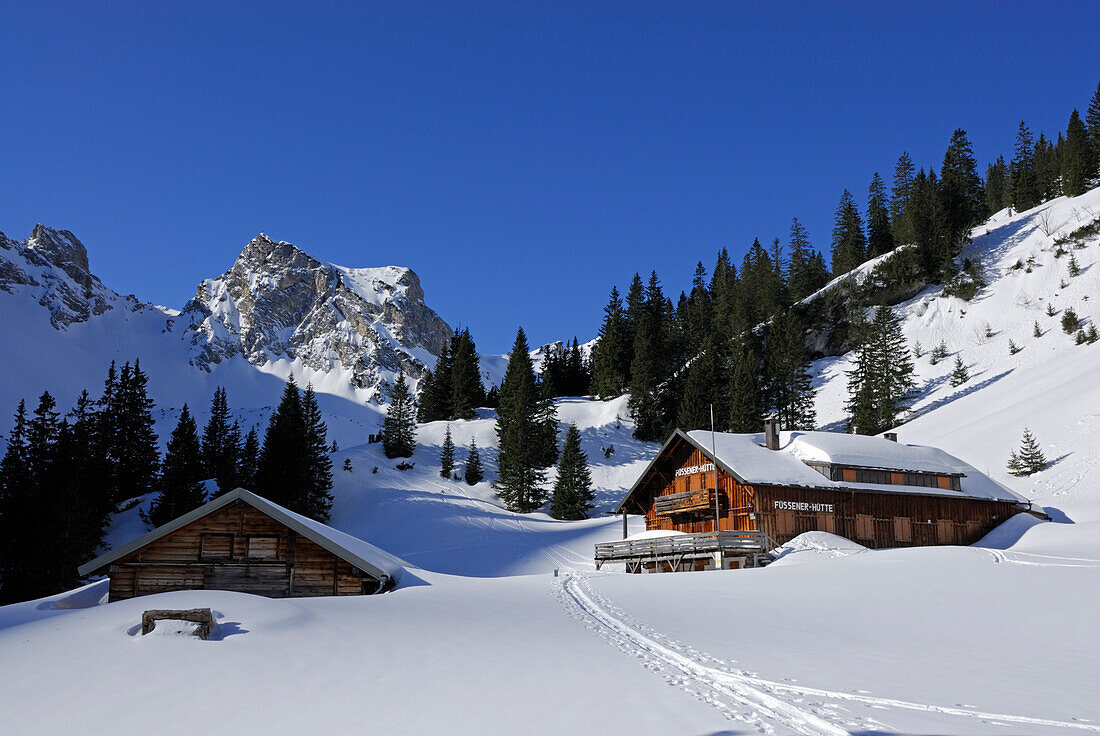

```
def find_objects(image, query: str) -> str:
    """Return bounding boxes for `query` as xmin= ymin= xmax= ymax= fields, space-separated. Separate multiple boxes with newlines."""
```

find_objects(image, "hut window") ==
xmin=248 ymin=536 xmax=278 ymax=559
xmin=842 ymin=468 xmax=857 ymax=482
xmin=200 ymin=534 xmax=233 ymax=559
xmin=893 ymin=517 xmax=912 ymax=542
xmin=855 ymin=514 xmax=874 ymax=540
xmin=936 ymin=475 xmax=951 ymax=490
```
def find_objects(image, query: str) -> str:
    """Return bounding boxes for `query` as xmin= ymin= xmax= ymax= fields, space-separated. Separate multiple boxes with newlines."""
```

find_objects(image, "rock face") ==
xmin=0 ymin=225 xmax=122 ymax=328
xmin=179 ymin=234 xmax=453 ymax=397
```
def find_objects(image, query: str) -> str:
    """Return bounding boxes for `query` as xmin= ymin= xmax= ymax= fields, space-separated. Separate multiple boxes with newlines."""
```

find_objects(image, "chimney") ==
xmin=884 ymin=432 xmax=898 ymax=442
xmin=764 ymin=417 xmax=780 ymax=451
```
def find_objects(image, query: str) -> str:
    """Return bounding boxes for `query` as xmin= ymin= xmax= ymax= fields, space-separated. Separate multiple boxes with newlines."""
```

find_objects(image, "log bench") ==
xmin=141 ymin=608 xmax=214 ymax=639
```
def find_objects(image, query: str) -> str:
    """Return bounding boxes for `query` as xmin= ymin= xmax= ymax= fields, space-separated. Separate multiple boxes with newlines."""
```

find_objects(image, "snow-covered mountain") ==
xmin=177 ymin=233 xmax=452 ymax=396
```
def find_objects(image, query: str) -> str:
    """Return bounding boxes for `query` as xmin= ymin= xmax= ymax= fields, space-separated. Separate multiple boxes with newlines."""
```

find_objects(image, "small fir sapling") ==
xmin=1046 ymin=302 xmax=1057 ymax=317
xmin=1062 ymin=308 xmax=1080 ymax=334
xmin=984 ymin=323 xmax=994 ymax=339
xmin=929 ymin=340 xmax=949 ymax=365
xmin=343 ymin=458 xmax=353 ymax=472
xmin=912 ymin=341 xmax=924 ymax=359
xmin=1034 ymin=320 xmax=1044 ymax=338
xmin=1008 ymin=339 xmax=1022 ymax=354
xmin=1076 ymin=329 xmax=1088 ymax=345
xmin=1007 ymin=427 xmax=1047 ymax=476
xmin=439 ymin=424 xmax=455 ymax=479
xmin=1088 ymin=324 xmax=1099 ymax=344
xmin=464 ymin=438 xmax=484 ymax=486
xmin=1068 ymin=252 xmax=1081 ymax=277
xmin=949 ymin=357 xmax=969 ymax=387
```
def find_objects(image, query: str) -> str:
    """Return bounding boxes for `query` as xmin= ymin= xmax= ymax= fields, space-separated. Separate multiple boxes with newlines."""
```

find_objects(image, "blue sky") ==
xmin=2 ymin=2 xmax=1098 ymax=353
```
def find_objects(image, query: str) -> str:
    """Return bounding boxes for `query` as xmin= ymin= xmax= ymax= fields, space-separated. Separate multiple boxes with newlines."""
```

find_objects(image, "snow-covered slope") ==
xmin=813 ymin=186 xmax=1100 ymax=521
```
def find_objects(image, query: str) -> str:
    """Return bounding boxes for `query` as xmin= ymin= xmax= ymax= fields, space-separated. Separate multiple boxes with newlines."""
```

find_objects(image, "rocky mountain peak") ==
xmin=28 ymin=225 xmax=91 ymax=277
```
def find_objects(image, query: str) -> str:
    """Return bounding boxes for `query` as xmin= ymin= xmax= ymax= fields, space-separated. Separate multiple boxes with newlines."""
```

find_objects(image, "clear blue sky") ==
xmin=2 ymin=2 xmax=1098 ymax=353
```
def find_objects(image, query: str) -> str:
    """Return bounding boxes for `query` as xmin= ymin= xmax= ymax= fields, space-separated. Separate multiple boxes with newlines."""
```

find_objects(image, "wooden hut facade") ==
xmin=597 ymin=423 xmax=1040 ymax=572
xmin=78 ymin=488 xmax=403 ymax=601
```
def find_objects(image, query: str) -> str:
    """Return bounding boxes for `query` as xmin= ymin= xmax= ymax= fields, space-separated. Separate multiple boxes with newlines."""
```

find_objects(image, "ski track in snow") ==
xmin=986 ymin=548 xmax=1100 ymax=568
xmin=555 ymin=569 xmax=1100 ymax=735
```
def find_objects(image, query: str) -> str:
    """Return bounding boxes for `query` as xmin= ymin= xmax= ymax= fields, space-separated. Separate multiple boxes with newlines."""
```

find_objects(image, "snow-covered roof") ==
xmin=616 ymin=429 xmax=1029 ymax=511
xmin=78 ymin=488 xmax=407 ymax=585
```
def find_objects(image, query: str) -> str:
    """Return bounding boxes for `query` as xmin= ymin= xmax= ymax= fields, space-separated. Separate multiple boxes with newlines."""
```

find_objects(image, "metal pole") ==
xmin=711 ymin=404 xmax=721 ymax=568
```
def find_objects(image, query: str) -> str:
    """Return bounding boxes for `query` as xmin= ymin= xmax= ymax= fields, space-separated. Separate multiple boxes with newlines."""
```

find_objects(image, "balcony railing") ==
xmin=594 ymin=530 xmax=773 ymax=565
xmin=654 ymin=488 xmax=720 ymax=516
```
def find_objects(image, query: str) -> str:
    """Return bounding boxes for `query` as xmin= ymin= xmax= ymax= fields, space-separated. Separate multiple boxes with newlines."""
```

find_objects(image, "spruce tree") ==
xmin=628 ymin=272 xmax=673 ymax=441
xmin=382 ymin=373 xmax=417 ymax=459
xmin=891 ymin=152 xmax=916 ymax=245
xmin=1011 ymin=121 xmax=1039 ymax=211
xmin=1007 ymin=427 xmax=1047 ymax=476
xmin=440 ymin=425 xmax=455 ymax=479
xmin=728 ymin=348 xmax=762 ymax=433
xmin=449 ymin=329 xmax=484 ymax=419
xmin=846 ymin=306 xmax=916 ymax=434
xmin=550 ymin=424 xmax=595 ymax=520
xmin=830 ymin=190 xmax=867 ymax=275
xmin=417 ymin=340 xmax=453 ymax=423
xmin=1086 ymin=81 xmax=1100 ymax=182
xmin=1061 ymin=109 xmax=1091 ymax=197
xmin=145 ymin=405 xmax=206 ymax=528
xmin=464 ymin=438 xmax=484 ymax=486
xmin=238 ymin=427 xmax=260 ymax=490
xmin=495 ymin=327 xmax=547 ymax=512
xmin=676 ymin=341 xmax=723 ymax=431
xmin=0 ymin=400 xmax=35 ymax=602
xmin=202 ymin=386 xmax=239 ymax=494
xmin=1033 ymin=133 xmax=1058 ymax=202
xmin=301 ymin=385 xmax=334 ymax=522
xmin=949 ymin=356 xmax=970 ymax=387
xmin=867 ymin=173 xmax=895 ymax=258
xmin=985 ymin=156 xmax=1012 ymax=213
xmin=764 ymin=310 xmax=817 ymax=431
xmin=939 ymin=129 xmax=986 ymax=244
xmin=255 ymin=377 xmax=310 ymax=510
xmin=787 ymin=218 xmax=830 ymax=301
xmin=103 ymin=361 xmax=161 ymax=502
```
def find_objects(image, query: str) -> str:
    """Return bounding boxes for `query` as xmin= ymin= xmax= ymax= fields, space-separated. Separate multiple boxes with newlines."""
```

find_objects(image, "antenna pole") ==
xmin=711 ymin=404 xmax=721 ymax=552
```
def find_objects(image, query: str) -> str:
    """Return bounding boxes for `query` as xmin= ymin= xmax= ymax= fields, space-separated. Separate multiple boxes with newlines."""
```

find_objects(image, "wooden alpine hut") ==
xmin=78 ymin=488 xmax=406 ymax=601
xmin=596 ymin=420 xmax=1040 ymax=573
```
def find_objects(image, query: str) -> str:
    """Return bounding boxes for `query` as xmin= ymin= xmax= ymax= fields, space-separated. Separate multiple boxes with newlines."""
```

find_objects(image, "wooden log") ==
xmin=141 ymin=608 xmax=214 ymax=638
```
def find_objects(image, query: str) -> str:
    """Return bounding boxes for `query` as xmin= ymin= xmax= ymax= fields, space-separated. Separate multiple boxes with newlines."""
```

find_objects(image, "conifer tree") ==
xmin=301 ymin=385 xmax=334 ymax=522
xmin=1033 ymin=133 xmax=1058 ymax=202
xmin=108 ymin=360 xmax=161 ymax=502
xmin=550 ymin=424 xmax=595 ymax=520
xmin=382 ymin=373 xmax=417 ymax=459
xmin=891 ymin=152 xmax=916 ymax=244
xmin=417 ymin=340 xmax=453 ymax=423
xmin=830 ymin=190 xmax=867 ymax=275
xmin=1007 ymin=427 xmax=1047 ymax=476
xmin=845 ymin=306 xmax=916 ymax=435
xmin=985 ymin=156 xmax=1012 ymax=213
xmin=495 ymin=328 xmax=548 ymax=512
xmin=464 ymin=438 xmax=484 ymax=486
xmin=628 ymin=272 xmax=674 ymax=441
xmin=728 ymin=348 xmax=762 ymax=433
xmin=1011 ymin=121 xmax=1039 ymax=211
xmin=763 ymin=310 xmax=817 ymax=431
xmin=949 ymin=356 xmax=970 ymax=387
xmin=676 ymin=341 xmax=723 ymax=431
xmin=867 ymin=173 xmax=895 ymax=258
xmin=0 ymin=400 xmax=35 ymax=602
xmin=448 ymin=329 xmax=485 ymax=419
xmin=1061 ymin=109 xmax=1091 ymax=197
xmin=146 ymin=405 xmax=206 ymax=528
xmin=909 ymin=169 xmax=951 ymax=278
xmin=238 ymin=427 xmax=260 ymax=490
xmin=202 ymin=386 xmax=240 ymax=494
xmin=440 ymin=425 xmax=455 ymax=479
xmin=1086 ymin=81 xmax=1100 ymax=181
xmin=787 ymin=218 xmax=830 ymax=302
xmin=939 ymin=129 xmax=986 ymax=244
xmin=256 ymin=377 xmax=310 ymax=509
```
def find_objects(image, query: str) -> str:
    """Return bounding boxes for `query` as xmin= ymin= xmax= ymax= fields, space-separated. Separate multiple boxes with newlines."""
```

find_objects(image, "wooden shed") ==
xmin=78 ymin=488 xmax=404 ymax=601
xmin=597 ymin=423 xmax=1042 ymax=572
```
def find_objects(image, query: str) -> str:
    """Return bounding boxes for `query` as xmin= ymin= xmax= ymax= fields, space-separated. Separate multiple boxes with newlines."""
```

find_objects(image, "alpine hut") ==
xmin=78 ymin=488 xmax=405 ymax=601
xmin=596 ymin=421 xmax=1040 ymax=573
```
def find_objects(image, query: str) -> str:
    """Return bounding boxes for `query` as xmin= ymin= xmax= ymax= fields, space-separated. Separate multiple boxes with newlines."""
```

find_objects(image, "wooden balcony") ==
xmin=594 ymin=530 xmax=774 ymax=570
xmin=654 ymin=488 xmax=721 ymax=516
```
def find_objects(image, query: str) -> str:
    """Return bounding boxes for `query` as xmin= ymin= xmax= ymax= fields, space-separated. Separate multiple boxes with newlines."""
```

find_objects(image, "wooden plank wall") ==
xmin=641 ymin=439 xmax=758 ymax=535
xmin=107 ymin=502 xmax=378 ymax=601
xmin=753 ymin=485 xmax=1023 ymax=548
xmin=632 ymin=435 xmax=1027 ymax=549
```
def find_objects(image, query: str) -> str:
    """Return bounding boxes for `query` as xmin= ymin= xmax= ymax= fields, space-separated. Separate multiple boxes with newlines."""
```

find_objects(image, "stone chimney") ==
xmin=884 ymin=432 xmax=898 ymax=442
xmin=764 ymin=417 xmax=780 ymax=450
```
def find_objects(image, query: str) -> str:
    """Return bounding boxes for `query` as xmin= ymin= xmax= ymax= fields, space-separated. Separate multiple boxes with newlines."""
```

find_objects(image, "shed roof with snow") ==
xmin=79 ymin=488 xmax=407 ymax=599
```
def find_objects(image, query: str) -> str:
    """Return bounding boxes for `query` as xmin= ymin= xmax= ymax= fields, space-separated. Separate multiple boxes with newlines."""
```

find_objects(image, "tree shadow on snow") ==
xmin=905 ymin=369 xmax=1012 ymax=423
